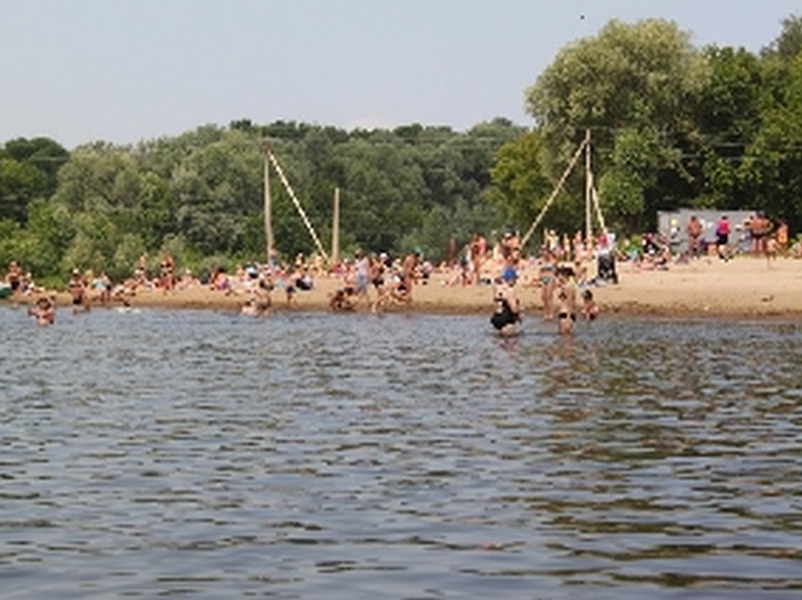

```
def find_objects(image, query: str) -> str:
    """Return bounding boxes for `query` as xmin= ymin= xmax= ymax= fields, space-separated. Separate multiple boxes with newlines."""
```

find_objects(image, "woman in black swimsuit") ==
xmin=491 ymin=268 xmax=521 ymax=334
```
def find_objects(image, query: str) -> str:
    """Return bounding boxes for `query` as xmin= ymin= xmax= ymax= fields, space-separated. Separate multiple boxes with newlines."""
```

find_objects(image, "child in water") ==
xmin=581 ymin=289 xmax=599 ymax=321
xmin=556 ymin=290 xmax=574 ymax=335
xmin=28 ymin=296 xmax=55 ymax=326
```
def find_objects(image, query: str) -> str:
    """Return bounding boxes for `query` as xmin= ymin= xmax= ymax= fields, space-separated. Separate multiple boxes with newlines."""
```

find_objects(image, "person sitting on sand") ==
xmin=177 ymin=269 xmax=196 ymax=290
xmin=390 ymin=268 xmax=413 ymax=305
xmin=5 ymin=260 xmax=22 ymax=297
xmin=295 ymin=267 xmax=314 ymax=291
xmin=28 ymin=295 xmax=55 ymax=326
xmin=209 ymin=267 xmax=231 ymax=293
xmin=329 ymin=287 xmax=357 ymax=312
xmin=490 ymin=267 xmax=522 ymax=335
xmin=241 ymin=278 xmax=272 ymax=317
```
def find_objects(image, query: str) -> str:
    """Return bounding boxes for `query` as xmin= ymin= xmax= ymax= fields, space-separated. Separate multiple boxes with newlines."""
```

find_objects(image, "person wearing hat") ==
xmin=490 ymin=267 xmax=522 ymax=335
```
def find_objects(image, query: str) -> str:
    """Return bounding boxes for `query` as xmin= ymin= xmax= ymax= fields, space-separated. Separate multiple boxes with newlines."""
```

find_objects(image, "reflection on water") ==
xmin=1 ymin=306 xmax=801 ymax=599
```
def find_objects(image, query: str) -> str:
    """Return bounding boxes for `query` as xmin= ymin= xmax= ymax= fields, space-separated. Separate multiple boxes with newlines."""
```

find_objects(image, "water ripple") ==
xmin=0 ymin=308 xmax=801 ymax=598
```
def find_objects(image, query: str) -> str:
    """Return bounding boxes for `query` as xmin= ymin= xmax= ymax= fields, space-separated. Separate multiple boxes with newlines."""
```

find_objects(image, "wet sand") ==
xmin=34 ymin=255 xmax=802 ymax=319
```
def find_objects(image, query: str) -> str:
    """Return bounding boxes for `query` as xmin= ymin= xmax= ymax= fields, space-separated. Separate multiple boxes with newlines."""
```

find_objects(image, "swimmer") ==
xmin=28 ymin=296 xmax=55 ymax=326
xmin=240 ymin=298 xmax=259 ymax=316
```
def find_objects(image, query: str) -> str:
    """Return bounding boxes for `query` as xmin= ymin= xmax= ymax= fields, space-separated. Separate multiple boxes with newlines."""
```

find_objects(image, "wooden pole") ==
xmin=591 ymin=183 xmax=608 ymax=236
xmin=521 ymin=138 xmax=587 ymax=249
xmin=266 ymin=148 xmax=329 ymax=262
xmin=332 ymin=187 xmax=340 ymax=266
xmin=584 ymin=129 xmax=592 ymax=244
xmin=263 ymin=147 xmax=274 ymax=262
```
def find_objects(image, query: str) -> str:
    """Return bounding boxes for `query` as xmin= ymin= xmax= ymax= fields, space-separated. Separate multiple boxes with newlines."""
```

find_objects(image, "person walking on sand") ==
xmin=401 ymin=251 xmax=420 ymax=299
xmin=715 ymin=215 xmax=731 ymax=262
xmin=687 ymin=215 xmax=702 ymax=258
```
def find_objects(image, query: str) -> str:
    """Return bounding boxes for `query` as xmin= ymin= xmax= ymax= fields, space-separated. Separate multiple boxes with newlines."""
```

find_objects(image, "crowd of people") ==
xmin=1 ymin=230 xmax=608 ymax=333
xmin=6 ymin=214 xmax=795 ymax=330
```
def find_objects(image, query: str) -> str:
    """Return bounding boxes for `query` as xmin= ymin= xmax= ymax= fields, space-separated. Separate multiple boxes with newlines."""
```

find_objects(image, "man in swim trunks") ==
xmin=68 ymin=269 xmax=90 ymax=313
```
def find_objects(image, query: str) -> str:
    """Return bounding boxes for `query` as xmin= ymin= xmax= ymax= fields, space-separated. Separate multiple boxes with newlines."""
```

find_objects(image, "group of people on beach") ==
xmin=233 ymin=249 xmax=429 ymax=316
xmin=668 ymin=212 xmax=790 ymax=266
xmin=21 ymin=216 xmax=776 ymax=333
xmin=4 ymin=228 xmax=608 ymax=333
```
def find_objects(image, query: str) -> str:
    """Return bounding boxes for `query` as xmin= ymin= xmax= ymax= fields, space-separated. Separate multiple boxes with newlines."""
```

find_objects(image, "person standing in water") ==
xmin=28 ymin=295 xmax=55 ymax=326
xmin=491 ymin=267 xmax=522 ymax=335
xmin=581 ymin=289 xmax=599 ymax=321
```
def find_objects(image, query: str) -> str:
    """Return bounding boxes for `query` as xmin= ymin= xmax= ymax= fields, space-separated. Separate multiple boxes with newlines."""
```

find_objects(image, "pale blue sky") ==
xmin=0 ymin=0 xmax=798 ymax=148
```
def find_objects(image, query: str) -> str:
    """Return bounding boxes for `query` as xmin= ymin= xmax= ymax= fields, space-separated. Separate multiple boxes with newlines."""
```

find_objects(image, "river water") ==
xmin=1 ymin=306 xmax=801 ymax=599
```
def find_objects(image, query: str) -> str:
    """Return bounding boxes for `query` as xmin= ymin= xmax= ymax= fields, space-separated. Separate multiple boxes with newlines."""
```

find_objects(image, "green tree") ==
xmin=526 ymin=19 xmax=709 ymax=231
xmin=2 ymin=137 xmax=69 ymax=198
xmin=762 ymin=14 xmax=802 ymax=60
xmin=0 ymin=158 xmax=48 ymax=222
xmin=171 ymin=131 xmax=263 ymax=255
xmin=488 ymin=131 xmax=554 ymax=229
xmin=740 ymin=54 xmax=802 ymax=228
xmin=694 ymin=46 xmax=763 ymax=208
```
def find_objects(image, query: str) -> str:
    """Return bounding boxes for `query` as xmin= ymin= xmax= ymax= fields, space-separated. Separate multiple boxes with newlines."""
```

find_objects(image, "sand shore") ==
xmin=21 ymin=255 xmax=801 ymax=319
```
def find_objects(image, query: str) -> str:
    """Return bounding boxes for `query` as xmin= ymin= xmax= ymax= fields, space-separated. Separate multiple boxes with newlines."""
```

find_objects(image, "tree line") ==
xmin=1 ymin=15 xmax=801 ymax=285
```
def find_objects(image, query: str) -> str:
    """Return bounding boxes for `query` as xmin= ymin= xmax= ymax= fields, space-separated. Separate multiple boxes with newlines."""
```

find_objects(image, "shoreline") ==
xmin=7 ymin=255 xmax=802 ymax=320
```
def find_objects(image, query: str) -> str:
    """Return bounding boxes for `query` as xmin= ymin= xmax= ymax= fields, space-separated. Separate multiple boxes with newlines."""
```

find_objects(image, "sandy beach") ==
xmin=23 ymin=255 xmax=800 ymax=319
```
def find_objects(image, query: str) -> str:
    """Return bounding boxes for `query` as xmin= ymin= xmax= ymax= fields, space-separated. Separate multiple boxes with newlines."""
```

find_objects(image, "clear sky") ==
xmin=0 ymin=0 xmax=798 ymax=148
